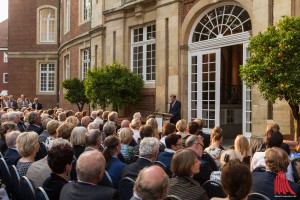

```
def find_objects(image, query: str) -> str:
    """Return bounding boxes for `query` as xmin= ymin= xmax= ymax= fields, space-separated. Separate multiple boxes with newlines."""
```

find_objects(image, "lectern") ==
xmin=153 ymin=112 xmax=173 ymax=132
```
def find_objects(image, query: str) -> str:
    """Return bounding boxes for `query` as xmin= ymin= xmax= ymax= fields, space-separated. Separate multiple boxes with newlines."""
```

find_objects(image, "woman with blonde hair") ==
xmin=146 ymin=118 xmax=159 ymax=139
xmin=65 ymin=116 xmax=79 ymax=127
xmin=119 ymin=128 xmax=134 ymax=163
xmin=176 ymin=119 xmax=189 ymax=147
xmin=234 ymin=134 xmax=251 ymax=167
xmin=205 ymin=126 xmax=223 ymax=160
xmin=16 ymin=131 xmax=40 ymax=176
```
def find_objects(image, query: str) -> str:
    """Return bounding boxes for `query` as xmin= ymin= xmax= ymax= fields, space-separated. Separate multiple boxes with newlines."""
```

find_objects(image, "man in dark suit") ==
xmin=169 ymin=94 xmax=181 ymax=125
xmin=8 ymin=95 xmax=18 ymax=110
xmin=26 ymin=111 xmax=44 ymax=135
xmin=60 ymin=151 xmax=119 ymax=200
xmin=186 ymin=135 xmax=216 ymax=185
xmin=122 ymin=137 xmax=160 ymax=180
xmin=32 ymin=98 xmax=43 ymax=110
xmin=4 ymin=131 xmax=21 ymax=166
xmin=252 ymin=147 xmax=300 ymax=199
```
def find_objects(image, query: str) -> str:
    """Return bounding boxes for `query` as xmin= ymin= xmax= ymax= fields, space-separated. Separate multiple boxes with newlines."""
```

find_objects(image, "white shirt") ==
xmin=251 ymin=151 xmax=295 ymax=182
xmin=94 ymin=117 xmax=103 ymax=125
xmin=133 ymin=129 xmax=140 ymax=142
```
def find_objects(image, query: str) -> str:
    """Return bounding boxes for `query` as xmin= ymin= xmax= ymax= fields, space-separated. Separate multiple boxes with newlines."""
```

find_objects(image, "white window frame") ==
xmin=39 ymin=63 xmax=55 ymax=92
xmin=40 ymin=8 xmax=55 ymax=43
xmin=81 ymin=49 xmax=90 ymax=80
xmin=3 ymin=52 xmax=8 ymax=63
xmin=3 ymin=73 xmax=8 ymax=83
xmin=82 ymin=0 xmax=91 ymax=21
xmin=65 ymin=55 xmax=70 ymax=80
xmin=65 ymin=0 xmax=71 ymax=33
xmin=130 ymin=24 xmax=156 ymax=82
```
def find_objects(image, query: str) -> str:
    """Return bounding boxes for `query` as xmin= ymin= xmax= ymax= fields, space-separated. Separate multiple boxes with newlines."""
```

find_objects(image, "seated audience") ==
xmin=176 ymin=119 xmax=189 ymax=147
xmin=94 ymin=109 xmax=103 ymax=125
xmin=146 ymin=118 xmax=159 ymax=139
xmin=70 ymin=127 xmax=87 ymax=159
xmin=157 ymin=134 xmax=182 ymax=172
xmin=65 ymin=116 xmax=79 ymax=127
xmin=119 ymin=128 xmax=134 ymax=163
xmin=87 ymin=122 xmax=100 ymax=131
xmin=122 ymin=137 xmax=160 ymax=180
xmin=211 ymin=160 xmax=252 ymax=200
xmin=210 ymin=149 xmax=242 ymax=183
xmin=81 ymin=116 xmax=92 ymax=129
xmin=44 ymin=120 xmax=60 ymax=150
xmin=234 ymin=134 xmax=251 ymax=167
xmin=160 ymin=123 xmax=176 ymax=146
xmin=16 ymin=131 xmax=40 ymax=176
xmin=38 ymin=118 xmax=52 ymax=143
xmin=130 ymin=118 xmax=142 ymax=142
xmin=43 ymin=143 xmax=73 ymax=200
xmin=120 ymin=119 xmax=130 ymax=128
xmin=194 ymin=118 xmax=211 ymax=148
xmin=132 ymin=166 xmax=169 ymax=200
xmin=59 ymin=151 xmax=119 ymax=200
xmin=265 ymin=123 xmax=290 ymax=154
xmin=26 ymin=138 xmax=70 ymax=188
xmin=103 ymin=135 xmax=126 ymax=188
xmin=85 ymin=129 xmax=101 ymax=151
xmin=205 ymin=126 xmax=223 ymax=160
xmin=58 ymin=112 xmax=66 ymax=124
xmin=251 ymin=147 xmax=300 ymax=199
xmin=168 ymin=149 xmax=209 ymax=200
xmin=0 ymin=121 xmax=17 ymax=154
xmin=251 ymin=129 xmax=294 ymax=181
xmin=26 ymin=112 xmax=44 ymax=135
xmin=133 ymin=125 xmax=154 ymax=156
xmin=103 ymin=121 xmax=117 ymax=137
xmin=65 ymin=110 xmax=75 ymax=118
xmin=186 ymin=135 xmax=214 ymax=185
xmin=4 ymin=130 xmax=21 ymax=166
xmin=57 ymin=122 xmax=75 ymax=140
xmin=133 ymin=112 xmax=142 ymax=122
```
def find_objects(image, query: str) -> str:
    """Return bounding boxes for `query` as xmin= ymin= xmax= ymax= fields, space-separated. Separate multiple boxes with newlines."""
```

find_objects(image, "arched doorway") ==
xmin=188 ymin=3 xmax=252 ymax=139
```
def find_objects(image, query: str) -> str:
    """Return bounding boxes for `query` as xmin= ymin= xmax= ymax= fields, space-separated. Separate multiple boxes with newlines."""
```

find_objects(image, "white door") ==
xmin=189 ymin=49 xmax=221 ymax=133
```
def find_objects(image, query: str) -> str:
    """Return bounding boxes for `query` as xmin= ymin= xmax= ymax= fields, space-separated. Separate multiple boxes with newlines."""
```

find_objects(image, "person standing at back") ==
xmin=169 ymin=95 xmax=181 ymax=125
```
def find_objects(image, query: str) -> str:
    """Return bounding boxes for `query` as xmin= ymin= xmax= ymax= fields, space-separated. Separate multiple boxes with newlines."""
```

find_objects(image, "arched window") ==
xmin=192 ymin=5 xmax=251 ymax=42
xmin=40 ymin=8 xmax=55 ymax=42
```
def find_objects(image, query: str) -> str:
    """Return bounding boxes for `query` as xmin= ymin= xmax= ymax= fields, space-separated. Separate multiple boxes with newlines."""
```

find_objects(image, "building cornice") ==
xmin=8 ymin=51 xmax=58 ymax=59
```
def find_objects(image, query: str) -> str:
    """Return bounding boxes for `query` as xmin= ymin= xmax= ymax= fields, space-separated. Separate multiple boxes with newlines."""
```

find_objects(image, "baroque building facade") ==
xmin=8 ymin=0 xmax=300 ymax=138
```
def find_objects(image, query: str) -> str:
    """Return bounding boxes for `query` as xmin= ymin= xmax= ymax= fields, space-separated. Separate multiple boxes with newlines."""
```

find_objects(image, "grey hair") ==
xmin=130 ymin=118 xmax=141 ymax=130
xmin=8 ymin=112 xmax=19 ymax=122
xmin=139 ymin=137 xmax=160 ymax=158
xmin=108 ymin=111 xmax=118 ymax=122
xmin=91 ymin=111 xmax=97 ymax=118
xmin=103 ymin=121 xmax=116 ymax=137
xmin=133 ymin=112 xmax=142 ymax=119
xmin=58 ymin=112 xmax=66 ymax=122
xmin=87 ymin=122 xmax=99 ymax=131
xmin=42 ymin=118 xmax=52 ymax=129
xmin=86 ymin=129 xmax=101 ymax=146
xmin=6 ymin=130 xmax=21 ymax=148
xmin=50 ymin=138 xmax=71 ymax=150
xmin=1 ymin=113 xmax=8 ymax=122
xmin=185 ymin=135 xmax=200 ymax=148
xmin=76 ymin=150 xmax=106 ymax=182
xmin=28 ymin=112 xmax=40 ymax=124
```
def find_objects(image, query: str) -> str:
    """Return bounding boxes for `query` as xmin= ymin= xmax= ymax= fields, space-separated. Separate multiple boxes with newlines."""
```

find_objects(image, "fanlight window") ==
xmin=192 ymin=5 xmax=251 ymax=42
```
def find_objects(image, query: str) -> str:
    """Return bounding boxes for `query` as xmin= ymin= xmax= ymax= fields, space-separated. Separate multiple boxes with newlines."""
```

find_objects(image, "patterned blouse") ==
xmin=204 ymin=147 xmax=222 ymax=159
xmin=17 ymin=161 xmax=33 ymax=176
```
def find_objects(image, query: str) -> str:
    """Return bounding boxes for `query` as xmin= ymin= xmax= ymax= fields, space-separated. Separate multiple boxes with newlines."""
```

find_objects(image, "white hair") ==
xmin=139 ymin=137 xmax=160 ymax=158
xmin=133 ymin=112 xmax=142 ymax=119
xmin=87 ymin=122 xmax=100 ymax=131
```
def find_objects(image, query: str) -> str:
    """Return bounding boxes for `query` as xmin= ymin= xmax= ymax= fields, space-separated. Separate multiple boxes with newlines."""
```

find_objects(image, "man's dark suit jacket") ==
xmin=193 ymin=158 xmax=213 ymax=185
xmin=4 ymin=148 xmax=20 ymax=166
xmin=198 ymin=130 xmax=211 ymax=148
xmin=252 ymin=171 xmax=300 ymax=200
xmin=169 ymin=100 xmax=181 ymax=125
xmin=121 ymin=157 xmax=153 ymax=180
xmin=202 ymin=152 xmax=218 ymax=171
xmin=32 ymin=103 xmax=43 ymax=110
xmin=59 ymin=181 xmax=119 ymax=200
xmin=9 ymin=100 xmax=18 ymax=110
xmin=26 ymin=124 xmax=44 ymax=135
xmin=43 ymin=173 xmax=68 ymax=200
xmin=17 ymin=121 xmax=27 ymax=132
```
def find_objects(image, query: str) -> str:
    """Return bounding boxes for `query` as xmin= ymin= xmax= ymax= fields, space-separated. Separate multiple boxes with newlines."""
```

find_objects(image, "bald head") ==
xmin=76 ymin=150 xmax=106 ymax=184
xmin=121 ymin=119 xmax=130 ymax=128
xmin=134 ymin=165 xmax=169 ymax=200
xmin=81 ymin=116 xmax=92 ymax=128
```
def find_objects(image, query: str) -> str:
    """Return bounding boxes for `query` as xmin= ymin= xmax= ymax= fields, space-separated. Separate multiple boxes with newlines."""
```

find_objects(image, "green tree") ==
xmin=84 ymin=63 xmax=144 ymax=111
xmin=62 ymin=78 xmax=90 ymax=111
xmin=240 ymin=16 xmax=300 ymax=140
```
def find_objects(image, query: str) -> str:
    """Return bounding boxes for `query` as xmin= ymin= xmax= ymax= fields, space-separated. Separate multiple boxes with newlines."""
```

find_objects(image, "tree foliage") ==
xmin=62 ymin=78 xmax=89 ymax=111
xmin=240 ymin=16 xmax=300 ymax=140
xmin=84 ymin=63 xmax=144 ymax=110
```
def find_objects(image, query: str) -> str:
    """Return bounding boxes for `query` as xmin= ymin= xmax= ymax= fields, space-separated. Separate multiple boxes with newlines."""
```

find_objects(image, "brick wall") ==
xmin=181 ymin=0 xmax=198 ymax=23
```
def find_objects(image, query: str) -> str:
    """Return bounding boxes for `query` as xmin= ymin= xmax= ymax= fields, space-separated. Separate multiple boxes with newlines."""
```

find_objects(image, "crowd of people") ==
xmin=0 ymin=94 xmax=299 ymax=200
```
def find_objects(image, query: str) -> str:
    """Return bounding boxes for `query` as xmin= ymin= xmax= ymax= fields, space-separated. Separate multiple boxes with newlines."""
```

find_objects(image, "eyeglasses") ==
xmin=194 ymin=142 xmax=205 ymax=149
xmin=176 ymin=143 xmax=182 ymax=147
